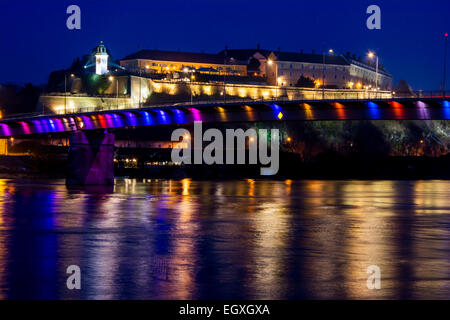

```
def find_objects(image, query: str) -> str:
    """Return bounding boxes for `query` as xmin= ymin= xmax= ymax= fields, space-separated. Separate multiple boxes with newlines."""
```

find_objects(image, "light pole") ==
xmin=191 ymin=73 xmax=194 ymax=105
xmin=322 ymin=49 xmax=333 ymax=100
xmin=276 ymin=76 xmax=282 ymax=98
xmin=64 ymin=73 xmax=74 ymax=114
xmin=368 ymin=51 xmax=379 ymax=98
xmin=183 ymin=68 xmax=194 ymax=104
xmin=64 ymin=74 xmax=67 ymax=114
xmin=109 ymin=76 xmax=119 ymax=109
xmin=269 ymin=59 xmax=280 ymax=99
xmin=138 ymin=67 xmax=142 ymax=108
xmin=223 ymin=50 xmax=227 ymax=104
xmin=443 ymin=33 xmax=448 ymax=98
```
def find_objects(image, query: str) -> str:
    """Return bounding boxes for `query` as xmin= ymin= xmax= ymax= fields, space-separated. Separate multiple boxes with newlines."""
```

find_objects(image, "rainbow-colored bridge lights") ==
xmin=1 ymin=99 xmax=450 ymax=137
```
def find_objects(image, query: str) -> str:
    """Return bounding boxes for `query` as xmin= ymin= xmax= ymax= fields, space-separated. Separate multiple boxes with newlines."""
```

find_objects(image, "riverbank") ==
xmin=2 ymin=153 xmax=450 ymax=180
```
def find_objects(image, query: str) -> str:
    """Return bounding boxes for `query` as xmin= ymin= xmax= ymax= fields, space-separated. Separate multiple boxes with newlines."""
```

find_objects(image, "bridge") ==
xmin=1 ymin=97 xmax=449 ymax=138
xmin=1 ymin=97 xmax=449 ymax=185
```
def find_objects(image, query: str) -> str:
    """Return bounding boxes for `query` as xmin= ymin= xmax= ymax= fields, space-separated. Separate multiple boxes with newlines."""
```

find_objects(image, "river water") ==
xmin=0 ymin=178 xmax=449 ymax=299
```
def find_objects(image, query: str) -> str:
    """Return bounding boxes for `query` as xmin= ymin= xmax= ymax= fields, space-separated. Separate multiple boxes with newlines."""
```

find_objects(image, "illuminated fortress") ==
xmin=38 ymin=42 xmax=393 ymax=114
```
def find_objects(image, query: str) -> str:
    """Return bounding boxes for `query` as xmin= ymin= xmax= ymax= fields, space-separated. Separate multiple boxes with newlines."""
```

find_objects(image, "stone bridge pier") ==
xmin=66 ymin=130 xmax=115 ymax=185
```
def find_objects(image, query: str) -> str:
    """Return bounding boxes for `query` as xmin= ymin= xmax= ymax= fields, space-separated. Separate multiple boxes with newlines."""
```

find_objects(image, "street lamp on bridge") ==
xmin=109 ymin=76 xmax=119 ymax=109
xmin=368 ymin=51 xmax=379 ymax=98
xmin=64 ymin=73 xmax=75 ymax=114
xmin=322 ymin=48 xmax=334 ymax=99
xmin=443 ymin=33 xmax=448 ymax=98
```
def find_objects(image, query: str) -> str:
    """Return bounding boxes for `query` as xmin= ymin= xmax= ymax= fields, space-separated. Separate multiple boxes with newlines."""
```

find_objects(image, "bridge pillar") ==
xmin=66 ymin=130 xmax=115 ymax=185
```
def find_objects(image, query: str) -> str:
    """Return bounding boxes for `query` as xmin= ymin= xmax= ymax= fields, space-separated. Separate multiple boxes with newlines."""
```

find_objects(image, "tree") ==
xmin=18 ymin=83 xmax=42 ymax=113
xmin=295 ymin=76 xmax=315 ymax=88
xmin=0 ymin=83 xmax=41 ymax=115
xmin=394 ymin=80 xmax=414 ymax=96
xmin=69 ymin=57 xmax=84 ymax=74
xmin=81 ymin=74 xmax=111 ymax=95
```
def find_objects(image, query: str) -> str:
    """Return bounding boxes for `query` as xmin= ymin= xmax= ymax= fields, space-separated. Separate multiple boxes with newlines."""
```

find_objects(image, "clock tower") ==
xmin=95 ymin=41 xmax=109 ymax=75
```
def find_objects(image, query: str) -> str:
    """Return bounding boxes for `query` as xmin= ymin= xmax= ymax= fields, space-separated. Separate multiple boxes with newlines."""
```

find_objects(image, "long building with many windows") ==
xmin=266 ymin=50 xmax=392 ymax=90
xmin=119 ymin=46 xmax=392 ymax=90
xmin=120 ymin=49 xmax=247 ymax=76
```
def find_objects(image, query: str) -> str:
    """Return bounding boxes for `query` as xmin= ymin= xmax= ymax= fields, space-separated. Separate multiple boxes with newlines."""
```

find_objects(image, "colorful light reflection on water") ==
xmin=366 ymin=101 xmax=380 ymax=119
xmin=1 ymin=179 xmax=450 ymax=300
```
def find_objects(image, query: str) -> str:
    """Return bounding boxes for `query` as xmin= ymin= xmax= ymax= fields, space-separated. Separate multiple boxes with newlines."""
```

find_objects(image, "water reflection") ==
xmin=0 ymin=179 xmax=450 ymax=299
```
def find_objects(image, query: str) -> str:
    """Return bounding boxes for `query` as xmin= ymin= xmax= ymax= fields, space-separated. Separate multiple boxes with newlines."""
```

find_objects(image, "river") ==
xmin=0 ymin=179 xmax=449 ymax=299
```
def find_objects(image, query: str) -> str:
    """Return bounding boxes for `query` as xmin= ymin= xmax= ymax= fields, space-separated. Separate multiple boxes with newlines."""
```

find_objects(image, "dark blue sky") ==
xmin=0 ymin=0 xmax=448 ymax=90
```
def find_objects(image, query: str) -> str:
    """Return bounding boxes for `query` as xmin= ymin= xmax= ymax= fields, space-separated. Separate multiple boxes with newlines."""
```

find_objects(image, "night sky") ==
xmin=0 ymin=0 xmax=449 ymax=90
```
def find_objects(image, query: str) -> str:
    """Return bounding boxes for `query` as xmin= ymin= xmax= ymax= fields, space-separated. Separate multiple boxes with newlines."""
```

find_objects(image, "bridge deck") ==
xmin=0 ymin=98 xmax=449 ymax=138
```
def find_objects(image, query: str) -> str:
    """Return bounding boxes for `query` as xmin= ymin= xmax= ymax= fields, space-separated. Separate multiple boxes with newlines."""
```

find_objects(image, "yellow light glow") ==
xmin=277 ymin=112 xmax=284 ymax=120
xmin=203 ymin=86 xmax=212 ymax=96
xmin=238 ymin=88 xmax=247 ymax=98
xmin=166 ymin=83 xmax=177 ymax=95
xmin=303 ymin=103 xmax=314 ymax=120
xmin=182 ymin=178 xmax=191 ymax=195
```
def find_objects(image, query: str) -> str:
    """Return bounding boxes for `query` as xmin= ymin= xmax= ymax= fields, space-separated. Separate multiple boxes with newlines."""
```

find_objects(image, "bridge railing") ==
xmin=39 ymin=90 xmax=395 ymax=115
xmin=392 ymin=90 xmax=448 ymax=99
xmin=3 ymin=90 xmax=448 ymax=121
